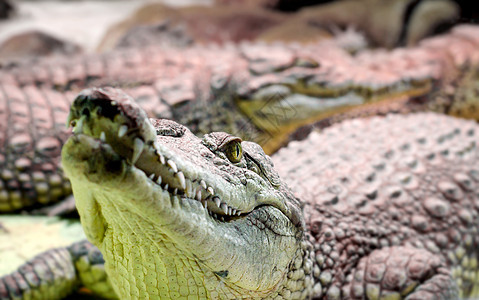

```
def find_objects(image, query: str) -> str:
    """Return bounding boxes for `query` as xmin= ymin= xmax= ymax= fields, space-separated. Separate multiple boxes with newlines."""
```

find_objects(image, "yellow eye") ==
xmin=224 ymin=141 xmax=243 ymax=163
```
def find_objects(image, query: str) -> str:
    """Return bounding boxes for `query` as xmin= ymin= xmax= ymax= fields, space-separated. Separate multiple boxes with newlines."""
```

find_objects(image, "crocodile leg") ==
xmin=66 ymin=241 xmax=115 ymax=299
xmin=0 ymin=240 xmax=114 ymax=300
xmin=343 ymin=246 xmax=458 ymax=300
xmin=0 ymin=246 xmax=77 ymax=300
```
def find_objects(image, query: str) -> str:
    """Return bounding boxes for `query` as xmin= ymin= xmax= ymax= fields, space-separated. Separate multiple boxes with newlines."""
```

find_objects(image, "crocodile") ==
xmin=13 ymin=86 xmax=464 ymax=300
xmin=2 ymin=24 xmax=479 ymax=213
xmin=1 ymin=85 xmax=478 ymax=299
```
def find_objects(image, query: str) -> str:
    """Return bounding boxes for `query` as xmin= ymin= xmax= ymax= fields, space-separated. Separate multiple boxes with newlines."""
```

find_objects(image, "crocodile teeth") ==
xmin=167 ymin=160 xmax=178 ymax=173
xmin=231 ymin=208 xmax=237 ymax=215
xmin=159 ymin=153 xmax=166 ymax=165
xmin=207 ymin=187 xmax=214 ymax=196
xmin=176 ymin=172 xmax=186 ymax=190
xmin=100 ymin=131 xmax=106 ymax=142
xmin=173 ymin=188 xmax=178 ymax=195
xmin=164 ymin=183 xmax=169 ymax=190
xmin=196 ymin=190 xmax=202 ymax=201
xmin=156 ymin=175 xmax=162 ymax=185
xmin=118 ymin=125 xmax=128 ymax=138
xmin=202 ymin=200 xmax=207 ymax=209
xmin=214 ymin=197 xmax=221 ymax=208
xmin=73 ymin=117 xmax=84 ymax=134
xmin=200 ymin=180 xmax=207 ymax=189
xmin=185 ymin=180 xmax=192 ymax=195
xmin=190 ymin=186 xmax=197 ymax=198
xmin=149 ymin=173 xmax=156 ymax=180
xmin=132 ymin=138 xmax=144 ymax=164
xmin=220 ymin=203 xmax=228 ymax=214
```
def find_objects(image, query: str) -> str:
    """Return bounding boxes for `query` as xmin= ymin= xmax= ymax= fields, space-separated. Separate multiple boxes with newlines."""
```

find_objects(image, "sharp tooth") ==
xmin=231 ymin=208 xmax=237 ymax=215
xmin=100 ymin=131 xmax=106 ymax=142
xmin=73 ymin=117 xmax=84 ymax=134
xmin=171 ymin=195 xmax=180 ymax=208
xmin=202 ymin=200 xmax=207 ymax=209
xmin=149 ymin=173 xmax=155 ymax=180
xmin=220 ymin=203 xmax=228 ymax=214
xmin=167 ymin=160 xmax=178 ymax=173
xmin=186 ymin=180 xmax=192 ymax=194
xmin=207 ymin=187 xmax=214 ymax=195
xmin=159 ymin=153 xmax=166 ymax=165
xmin=237 ymin=211 xmax=241 ymax=216
xmin=173 ymin=188 xmax=178 ymax=195
xmin=156 ymin=175 xmax=162 ymax=185
xmin=190 ymin=186 xmax=197 ymax=198
xmin=214 ymin=197 xmax=221 ymax=208
xmin=132 ymin=138 xmax=144 ymax=164
xmin=164 ymin=183 xmax=169 ymax=190
xmin=176 ymin=172 xmax=186 ymax=190
xmin=200 ymin=180 xmax=207 ymax=189
xmin=196 ymin=190 xmax=202 ymax=201
xmin=227 ymin=207 xmax=232 ymax=215
xmin=118 ymin=125 xmax=128 ymax=138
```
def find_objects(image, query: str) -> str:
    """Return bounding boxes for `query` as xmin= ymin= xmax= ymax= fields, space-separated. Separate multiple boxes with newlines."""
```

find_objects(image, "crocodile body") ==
xmin=1 ymin=86 xmax=479 ymax=299
xmin=1 ymin=25 xmax=479 ymax=213
xmin=19 ymin=87 xmax=468 ymax=300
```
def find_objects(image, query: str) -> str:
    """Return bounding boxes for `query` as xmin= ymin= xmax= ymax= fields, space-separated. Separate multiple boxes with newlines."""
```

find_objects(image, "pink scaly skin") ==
xmin=273 ymin=112 xmax=479 ymax=299
xmin=1 ymin=25 xmax=479 ymax=214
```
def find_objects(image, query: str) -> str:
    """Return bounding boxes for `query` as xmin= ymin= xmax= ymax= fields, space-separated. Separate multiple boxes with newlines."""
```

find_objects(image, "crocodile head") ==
xmin=62 ymin=87 xmax=304 ymax=298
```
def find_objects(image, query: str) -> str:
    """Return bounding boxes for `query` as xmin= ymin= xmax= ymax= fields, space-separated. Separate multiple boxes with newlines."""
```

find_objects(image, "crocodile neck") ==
xmin=98 ymin=199 xmax=241 ymax=299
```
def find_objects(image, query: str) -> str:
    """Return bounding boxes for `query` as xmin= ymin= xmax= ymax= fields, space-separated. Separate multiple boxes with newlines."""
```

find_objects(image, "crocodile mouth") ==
xmin=66 ymin=88 xmax=247 ymax=222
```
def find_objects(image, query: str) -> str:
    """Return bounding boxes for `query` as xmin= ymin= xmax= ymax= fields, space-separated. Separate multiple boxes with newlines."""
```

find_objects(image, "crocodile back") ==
xmin=273 ymin=113 xmax=479 ymax=297
xmin=274 ymin=113 xmax=478 ymax=216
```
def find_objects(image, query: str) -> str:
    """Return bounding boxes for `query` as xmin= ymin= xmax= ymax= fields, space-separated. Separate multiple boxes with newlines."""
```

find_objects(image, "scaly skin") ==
xmin=0 ymin=216 xmax=112 ymax=300
xmin=57 ymin=87 xmax=479 ymax=299
xmin=0 ymin=237 xmax=113 ymax=300
xmin=273 ymin=112 xmax=479 ymax=299
xmin=2 ymin=25 xmax=479 ymax=213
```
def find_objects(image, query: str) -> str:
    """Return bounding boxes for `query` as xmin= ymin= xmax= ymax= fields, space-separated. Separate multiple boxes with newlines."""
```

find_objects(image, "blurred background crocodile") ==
xmin=1 ymin=25 xmax=479 ymax=213
xmin=3 ymin=87 xmax=477 ymax=299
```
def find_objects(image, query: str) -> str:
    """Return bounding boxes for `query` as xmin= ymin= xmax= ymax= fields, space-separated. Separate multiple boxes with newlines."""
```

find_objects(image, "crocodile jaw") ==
xmin=62 ymin=87 xmax=303 ymax=298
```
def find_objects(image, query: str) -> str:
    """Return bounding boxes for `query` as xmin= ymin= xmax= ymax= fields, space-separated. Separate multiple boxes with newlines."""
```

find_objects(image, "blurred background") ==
xmin=0 ymin=0 xmax=478 ymax=65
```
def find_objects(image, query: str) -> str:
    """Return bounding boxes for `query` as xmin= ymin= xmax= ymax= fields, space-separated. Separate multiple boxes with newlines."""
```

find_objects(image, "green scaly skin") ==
xmin=58 ymin=87 xmax=479 ymax=299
